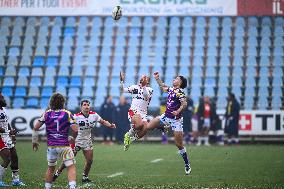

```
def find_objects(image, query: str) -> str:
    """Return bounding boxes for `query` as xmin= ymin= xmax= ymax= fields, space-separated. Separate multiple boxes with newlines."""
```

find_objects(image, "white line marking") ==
xmin=151 ymin=158 xmax=163 ymax=163
xmin=107 ymin=172 xmax=124 ymax=178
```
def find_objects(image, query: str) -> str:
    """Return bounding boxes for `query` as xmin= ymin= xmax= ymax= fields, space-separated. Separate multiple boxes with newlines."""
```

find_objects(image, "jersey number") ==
xmin=54 ymin=120 xmax=60 ymax=131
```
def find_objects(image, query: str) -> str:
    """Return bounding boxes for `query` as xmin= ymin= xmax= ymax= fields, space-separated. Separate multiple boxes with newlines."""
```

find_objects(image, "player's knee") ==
xmin=3 ymin=156 xmax=11 ymax=167
xmin=86 ymin=159 xmax=93 ymax=165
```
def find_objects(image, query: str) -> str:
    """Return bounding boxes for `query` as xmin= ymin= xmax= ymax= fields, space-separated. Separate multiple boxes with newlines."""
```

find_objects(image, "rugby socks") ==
xmin=69 ymin=181 xmax=76 ymax=189
xmin=45 ymin=182 xmax=52 ymax=189
xmin=127 ymin=128 xmax=136 ymax=137
xmin=178 ymin=148 xmax=189 ymax=166
xmin=204 ymin=136 xmax=210 ymax=145
xmin=12 ymin=169 xmax=19 ymax=181
xmin=0 ymin=165 xmax=6 ymax=181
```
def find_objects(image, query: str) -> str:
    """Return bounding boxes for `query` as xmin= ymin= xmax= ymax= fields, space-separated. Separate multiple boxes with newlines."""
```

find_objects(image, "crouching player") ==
xmin=33 ymin=93 xmax=78 ymax=189
xmin=53 ymin=99 xmax=116 ymax=183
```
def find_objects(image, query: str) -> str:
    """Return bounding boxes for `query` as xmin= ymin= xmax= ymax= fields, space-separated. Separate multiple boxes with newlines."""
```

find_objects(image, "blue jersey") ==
xmin=39 ymin=109 xmax=76 ymax=146
xmin=165 ymin=87 xmax=186 ymax=119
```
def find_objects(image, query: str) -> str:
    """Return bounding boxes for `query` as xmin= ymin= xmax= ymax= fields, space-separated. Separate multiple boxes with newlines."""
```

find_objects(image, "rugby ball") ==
xmin=112 ymin=6 xmax=122 ymax=21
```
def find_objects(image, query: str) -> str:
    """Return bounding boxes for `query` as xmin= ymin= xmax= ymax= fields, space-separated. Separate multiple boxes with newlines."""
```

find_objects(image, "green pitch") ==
xmin=5 ymin=142 xmax=284 ymax=189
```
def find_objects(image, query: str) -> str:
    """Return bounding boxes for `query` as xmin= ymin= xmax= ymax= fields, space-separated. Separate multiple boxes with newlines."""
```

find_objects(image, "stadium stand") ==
xmin=0 ymin=16 xmax=283 ymax=110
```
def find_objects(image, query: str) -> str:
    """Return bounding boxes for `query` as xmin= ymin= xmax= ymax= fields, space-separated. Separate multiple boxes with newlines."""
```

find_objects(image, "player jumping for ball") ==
xmin=120 ymin=72 xmax=153 ymax=151
xmin=147 ymin=72 xmax=191 ymax=175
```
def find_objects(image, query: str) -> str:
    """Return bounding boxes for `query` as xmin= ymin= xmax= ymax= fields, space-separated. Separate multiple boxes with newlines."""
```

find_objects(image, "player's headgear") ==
xmin=178 ymin=75 xmax=187 ymax=89
xmin=49 ymin=93 xmax=65 ymax=110
xmin=81 ymin=99 xmax=90 ymax=106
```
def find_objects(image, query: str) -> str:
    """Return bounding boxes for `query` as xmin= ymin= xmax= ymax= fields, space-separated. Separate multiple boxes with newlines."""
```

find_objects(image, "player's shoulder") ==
xmin=176 ymin=88 xmax=186 ymax=97
xmin=74 ymin=112 xmax=83 ymax=117
xmin=89 ymin=111 xmax=97 ymax=115
xmin=62 ymin=109 xmax=72 ymax=114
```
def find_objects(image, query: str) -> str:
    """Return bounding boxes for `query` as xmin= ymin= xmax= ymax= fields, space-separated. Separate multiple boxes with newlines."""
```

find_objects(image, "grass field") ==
xmin=4 ymin=142 xmax=284 ymax=189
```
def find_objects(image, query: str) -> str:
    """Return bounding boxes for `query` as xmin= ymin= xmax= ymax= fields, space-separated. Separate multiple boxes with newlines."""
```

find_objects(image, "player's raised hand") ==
xmin=33 ymin=142 xmax=39 ymax=151
xmin=120 ymin=71 xmax=125 ymax=82
xmin=153 ymin=72 xmax=159 ymax=79
xmin=110 ymin=123 xmax=116 ymax=129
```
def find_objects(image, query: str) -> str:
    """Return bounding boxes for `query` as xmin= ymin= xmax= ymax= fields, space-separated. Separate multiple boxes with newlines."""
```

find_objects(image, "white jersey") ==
xmin=0 ymin=107 xmax=9 ymax=133
xmin=124 ymin=85 xmax=153 ymax=115
xmin=74 ymin=111 xmax=102 ymax=142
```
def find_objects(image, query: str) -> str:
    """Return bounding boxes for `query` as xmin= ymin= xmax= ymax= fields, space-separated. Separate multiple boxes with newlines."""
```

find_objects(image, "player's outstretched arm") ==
xmin=153 ymin=72 xmax=169 ymax=92
xmin=120 ymin=71 xmax=128 ymax=93
xmin=99 ymin=119 xmax=116 ymax=129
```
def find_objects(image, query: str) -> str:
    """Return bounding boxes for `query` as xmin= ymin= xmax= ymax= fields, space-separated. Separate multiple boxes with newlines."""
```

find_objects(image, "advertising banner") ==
xmin=5 ymin=109 xmax=284 ymax=136
xmin=0 ymin=0 xmax=237 ymax=16
xmin=238 ymin=0 xmax=284 ymax=16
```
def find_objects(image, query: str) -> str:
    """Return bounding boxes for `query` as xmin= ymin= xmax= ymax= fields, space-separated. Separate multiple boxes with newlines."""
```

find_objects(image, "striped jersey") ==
xmin=39 ymin=109 xmax=76 ymax=146
xmin=165 ymin=87 xmax=186 ymax=119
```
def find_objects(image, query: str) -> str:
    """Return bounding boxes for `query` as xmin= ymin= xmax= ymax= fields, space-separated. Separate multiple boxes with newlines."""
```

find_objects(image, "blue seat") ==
xmin=55 ymin=86 xmax=67 ymax=96
xmin=82 ymin=87 xmax=94 ymax=98
xmin=12 ymin=98 xmax=24 ymax=108
xmin=1 ymin=87 xmax=13 ymax=97
xmin=46 ymin=57 xmax=58 ymax=66
xmin=18 ymin=67 xmax=30 ymax=76
xmin=271 ymin=96 xmax=282 ymax=110
xmin=26 ymin=98 xmax=39 ymax=108
xmin=45 ymin=66 xmax=56 ymax=76
xmin=3 ymin=77 xmax=15 ymax=87
xmin=183 ymin=17 xmax=193 ymax=27
xmin=192 ymin=66 xmax=203 ymax=77
xmin=33 ymin=56 xmax=45 ymax=66
xmin=246 ymin=56 xmax=257 ymax=66
xmin=193 ymin=55 xmax=204 ymax=66
xmin=70 ymin=77 xmax=82 ymax=87
xmin=16 ymin=76 xmax=28 ymax=87
xmin=244 ymin=96 xmax=254 ymax=110
xmin=58 ymin=66 xmax=70 ymax=76
xmin=43 ymin=76 xmax=55 ymax=87
xmin=232 ymin=66 xmax=243 ymax=76
xmin=14 ymin=87 xmax=26 ymax=97
xmin=28 ymin=86 xmax=40 ymax=97
xmin=56 ymin=76 xmax=69 ymax=87
xmin=68 ymin=87 xmax=80 ymax=97
xmin=42 ymin=87 xmax=53 ymax=97
xmin=40 ymin=97 xmax=50 ymax=109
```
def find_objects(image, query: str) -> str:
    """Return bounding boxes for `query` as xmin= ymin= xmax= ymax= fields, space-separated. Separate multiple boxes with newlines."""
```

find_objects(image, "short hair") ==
xmin=49 ymin=93 xmax=65 ymax=110
xmin=81 ymin=99 xmax=90 ymax=106
xmin=178 ymin=75 xmax=187 ymax=89
xmin=229 ymin=92 xmax=235 ymax=99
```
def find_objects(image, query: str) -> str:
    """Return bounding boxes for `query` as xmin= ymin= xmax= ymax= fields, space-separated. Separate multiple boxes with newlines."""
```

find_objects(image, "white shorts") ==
xmin=1 ymin=134 xmax=14 ymax=149
xmin=191 ymin=119 xmax=198 ymax=132
xmin=47 ymin=146 xmax=75 ymax=167
xmin=128 ymin=109 xmax=147 ymax=129
xmin=75 ymin=139 xmax=93 ymax=151
xmin=159 ymin=114 xmax=183 ymax=132
xmin=203 ymin=118 xmax=211 ymax=127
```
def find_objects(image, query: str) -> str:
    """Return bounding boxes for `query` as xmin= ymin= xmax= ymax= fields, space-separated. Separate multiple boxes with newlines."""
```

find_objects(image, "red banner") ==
xmin=238 ymin=0 xmax=284 ymax=16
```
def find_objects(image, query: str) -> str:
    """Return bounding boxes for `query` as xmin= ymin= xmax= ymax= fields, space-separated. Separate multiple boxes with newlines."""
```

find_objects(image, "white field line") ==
xmin=151 ymin=158 xmax=163 ymax=163
xmin=107 ymin=172 xmax=124 ymax=178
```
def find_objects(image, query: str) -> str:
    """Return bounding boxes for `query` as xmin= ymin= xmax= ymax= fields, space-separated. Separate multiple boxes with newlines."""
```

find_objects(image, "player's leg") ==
xmin=45 ymin=165 xmax=56 ymax=189
xmin=0 ymin=148 xmax=10 ymax=186
xmin=173 ymin=130 xmax=191 ymax=175
xmin=53 ymin=143 xmax=77 ymax=181
xmin=82 ymin=149 xmax=93 ymax=182
xmin=62 ymin=147 xmax=76 ymax=189
xmin=8 ymin=145 xmax=25 ymax=186
xmin=124 ymin=113 xmax=143 ymax=151
xmin=52 ymin=162 xmax=66 ymax=181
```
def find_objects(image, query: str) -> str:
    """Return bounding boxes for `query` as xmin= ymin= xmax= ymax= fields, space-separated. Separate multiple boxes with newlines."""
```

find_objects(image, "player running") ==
xmin=146 ymin=72 xmax=191 ymax=175
xmin=0 ymin=93 xmax=26 ymax=186
xmin=52 ymin=99 xmax=116 ymax=183
xmin=33 ymin=93 xmax=78 ymax=189
xmin=120 ymin=72 xmax=153 ymax=151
